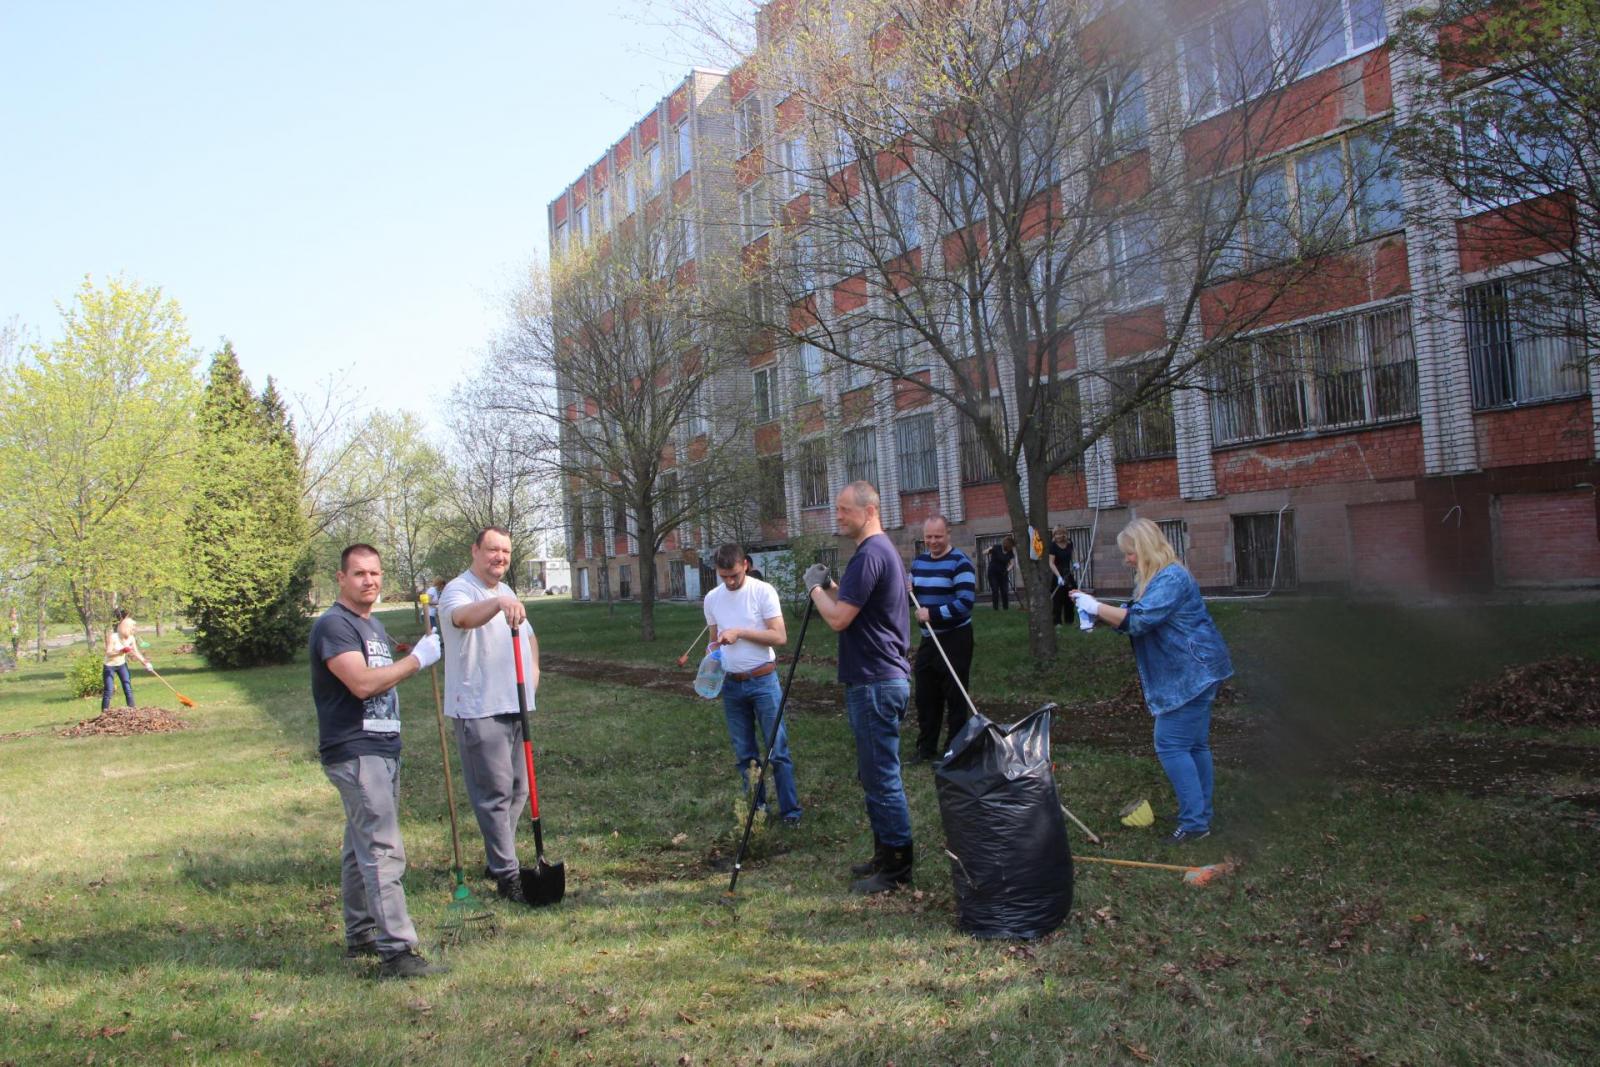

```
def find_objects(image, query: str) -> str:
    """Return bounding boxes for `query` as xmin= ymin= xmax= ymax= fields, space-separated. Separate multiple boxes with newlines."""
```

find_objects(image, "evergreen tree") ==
xmin=185 ymin=344 xmax=312 ymax=667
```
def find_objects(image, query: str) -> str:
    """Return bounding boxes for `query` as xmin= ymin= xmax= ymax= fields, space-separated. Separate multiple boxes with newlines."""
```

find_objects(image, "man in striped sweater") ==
xmin=908 ymin=515 xmax=978 ymax=763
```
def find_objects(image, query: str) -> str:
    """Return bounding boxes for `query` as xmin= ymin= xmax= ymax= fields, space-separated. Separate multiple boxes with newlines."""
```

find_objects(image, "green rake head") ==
xmin=437 ymin=871 xmax=498 ymax=951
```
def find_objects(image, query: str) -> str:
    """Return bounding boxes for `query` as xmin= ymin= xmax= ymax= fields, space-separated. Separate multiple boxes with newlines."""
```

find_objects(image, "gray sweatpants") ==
xmin=323 ymin=755 xmax=418 ymax=957
xmin=452 ymin=715 xmax=528 ymax=879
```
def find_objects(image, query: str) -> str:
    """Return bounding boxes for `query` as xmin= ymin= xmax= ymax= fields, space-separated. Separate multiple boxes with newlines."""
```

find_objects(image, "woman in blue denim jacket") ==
xmin=1070 ymin=519 xmax=1232 ymax=842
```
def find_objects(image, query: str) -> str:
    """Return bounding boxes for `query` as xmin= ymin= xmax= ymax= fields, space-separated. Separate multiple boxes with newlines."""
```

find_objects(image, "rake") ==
xmin=1074 ymin=855 xmax=1238 ymax=887
xmin=145 ymin=664 xmax=196 ymax=708
xmin=419 ymin=594 xmax=496 ymax=947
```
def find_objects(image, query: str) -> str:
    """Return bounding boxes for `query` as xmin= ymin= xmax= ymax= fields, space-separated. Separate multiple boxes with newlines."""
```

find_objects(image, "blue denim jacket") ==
xmin=1115 ymin=564 xmax=1233 ymax=715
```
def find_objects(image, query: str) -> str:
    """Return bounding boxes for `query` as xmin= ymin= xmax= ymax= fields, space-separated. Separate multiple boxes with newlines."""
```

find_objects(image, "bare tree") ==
xmin=689 ymin=0 xmax=1379 ymax=658
xmin=488 ymin=218 xmax=758 ymax=640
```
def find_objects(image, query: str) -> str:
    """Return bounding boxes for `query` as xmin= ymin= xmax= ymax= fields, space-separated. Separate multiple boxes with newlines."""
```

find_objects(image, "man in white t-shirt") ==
xmin=438 ymin=526 xmax=539 ymax=903
xmin=702 ymin=543 xmax=801 ymax=824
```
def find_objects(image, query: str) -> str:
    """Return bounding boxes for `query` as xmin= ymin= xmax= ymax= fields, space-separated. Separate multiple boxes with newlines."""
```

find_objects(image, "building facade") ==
xmin=550 ymin=1 xmax=1600 ymax=599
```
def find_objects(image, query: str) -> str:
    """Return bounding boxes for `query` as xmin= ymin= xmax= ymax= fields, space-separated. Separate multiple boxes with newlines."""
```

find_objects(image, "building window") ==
xmin=1108 ymin=212 xmax=1163 ymax=305
xmin=890 ymin=178 xmax=920 ymax=250
xmin=675 ymin=214 xmax=696 ymax=262
xmin=1040 ymin=377 xmax=1083 ymax=469
xmin=1211 ymin=301 xmax=1419 ymax=444
xmin=575 ymin=202 xmax=590 ymax=242
xmin=1464 ymin=268 xmax=1586 ymax=409
xmin=1067 ymin=526 xmax=1094 ymax=587
xmin=1459 ymin=77 xmax=1572 ymax=212
xmin=668 ymin=560 xmax=687 ymax=599
xmin=1157 ymin=519 xmax=1189 ymax=565
xmin=758 ymin=455 xmax=786 ymax=522
xmin=614 ymin=501 xmax=627 ymax=537
xmin=619 ymin=563 xmax=632 ymax=599
xmin=553 ymin=221 xmax=568 ymax=255
xmin=959 ymin=409 xmax=999 ymax=484
xmin=593 ymin=184 xmax=609 ymax=232
xmin=895 ymin=413 xmax=938 ymax=491
xmin=1109 ymin=361 xmax=1177 ymax=461
xmin=740 ymin=181 xmax=769 ymax=245
xmin=799 ymin=439 xmax=830 ymax=507
xmin=780 ymin=135 xmax=809 ymax=199
xmin=838 ymin=317 xmax=872 ymax=391
xmin=944 ymin=152 xmax=986 ymax=229
xmin=1349 ymin=126 xmax=1402 ymax=237
xmin=1094 ymin=67 xmax=1148 ymax=155
xmin=794 ymin=339 xmax=824 ymax=400
xmin=1233 ymin=511 xmax=1297 ymax=590
xmin=747 ymin=280 xmax=771 ymax=327
xmin=1020 ymin=108 xmax=1058 ymax=191
xmin=623 ymin=168 xmax=637 ymax=216
xmin=675 ymin=122 xmax=693 ymax=177
xmin=736 ymin=96 xmax=763 ymax=157
xmin=843 ymin=426 xmax=878 ymax=486
xmin=753 ymin=365 xmax=780 ymax=423
xmin=646 ymin=143 xmax=662 ymax=193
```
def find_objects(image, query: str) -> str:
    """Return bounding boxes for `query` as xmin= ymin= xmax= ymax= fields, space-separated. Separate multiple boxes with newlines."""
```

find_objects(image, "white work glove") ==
xmin=411 ymin=633 xmax=442 ymax=670
xmin=1069 ymin=590 xmax=1102 ymax=618
xmin=803 ymin=563 xmax=833 ymax=593
xmin=144 ymin=661 xmax=155 ymax=673
xmin=1055 ymin=576 xmax=1065 ymax=588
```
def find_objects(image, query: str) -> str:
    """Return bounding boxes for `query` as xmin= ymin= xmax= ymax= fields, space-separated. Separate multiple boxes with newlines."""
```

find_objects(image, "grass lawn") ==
xmin=2 ymin=597 xmax=1597 ymax=1065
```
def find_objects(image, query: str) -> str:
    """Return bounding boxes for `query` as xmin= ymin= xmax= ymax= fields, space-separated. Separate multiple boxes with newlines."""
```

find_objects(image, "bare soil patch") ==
xmin=1456 ymin=655 xmax=1600 ymax=728
xmin=60 ymin=705 xmax=188 ymax=738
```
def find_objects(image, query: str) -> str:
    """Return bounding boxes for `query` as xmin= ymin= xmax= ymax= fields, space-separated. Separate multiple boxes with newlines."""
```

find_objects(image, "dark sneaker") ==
xmin=1169 ymin=828 xmax=1211 ymax=843
xmin=377 ymin=949 xmax=449 ymax=980
xmin=780 ymin=813 xmax=803 ymax=828
xmin=343 ymin=940 xmax=380 ymax=960
xmin=497 ymin=873 xmax=528 ymax=905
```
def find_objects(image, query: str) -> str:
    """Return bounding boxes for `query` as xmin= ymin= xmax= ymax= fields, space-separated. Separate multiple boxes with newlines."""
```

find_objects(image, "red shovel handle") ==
xmin=510 ymin=622 xmax=541 ymax=823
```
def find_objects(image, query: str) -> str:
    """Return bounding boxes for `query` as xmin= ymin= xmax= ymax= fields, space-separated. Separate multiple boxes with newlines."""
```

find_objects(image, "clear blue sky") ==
xmin=0 ymin=1 xmax=711 ymax=431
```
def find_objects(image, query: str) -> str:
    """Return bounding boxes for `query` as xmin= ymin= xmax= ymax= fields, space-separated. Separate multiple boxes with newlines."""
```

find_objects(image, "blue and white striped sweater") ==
xmin=910 ymin=550 xmax=976 ymax=633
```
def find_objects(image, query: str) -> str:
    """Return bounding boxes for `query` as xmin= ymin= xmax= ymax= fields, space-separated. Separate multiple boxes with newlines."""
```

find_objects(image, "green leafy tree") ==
xmin=0 ymin=277 xmax=197 ymax=643
xmin=184 ymin=344 xmax=312 ymax=667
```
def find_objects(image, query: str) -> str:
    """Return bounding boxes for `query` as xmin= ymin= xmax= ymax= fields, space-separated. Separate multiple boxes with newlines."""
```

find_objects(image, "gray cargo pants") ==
xmin=452 ymin=714 xmax=528 ymax=879
xmin=323 ymin=755 xmax=418 ymax=957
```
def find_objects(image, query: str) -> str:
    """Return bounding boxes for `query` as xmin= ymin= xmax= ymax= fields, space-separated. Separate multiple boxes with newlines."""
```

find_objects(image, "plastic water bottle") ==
xmin=693 ymin=647 xmax=725 ymax=699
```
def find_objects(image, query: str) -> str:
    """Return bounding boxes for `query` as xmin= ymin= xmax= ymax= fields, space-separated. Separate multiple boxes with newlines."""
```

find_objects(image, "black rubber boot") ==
xmin=849 ymin=835 xmax=885 ymax=877
xmin=850 ymin=842 xmax=912 ymax=895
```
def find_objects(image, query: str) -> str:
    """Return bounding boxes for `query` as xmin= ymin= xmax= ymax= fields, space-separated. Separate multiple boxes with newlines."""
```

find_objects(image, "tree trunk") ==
xmin=636 ymin=512 xmax=658 ymax=642
xmin=1000 ymin=471 xmax=1059 ymax=663
xmin=70 ymin=578 xmax=93 ymax=646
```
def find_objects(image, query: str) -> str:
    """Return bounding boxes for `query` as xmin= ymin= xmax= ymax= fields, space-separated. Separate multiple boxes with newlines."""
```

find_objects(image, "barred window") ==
xmin=753 ymin=366 xmax=779 ymax=424
xmin=1040 ymin=377 xmax=1083 ymax=469
xmin=1464 ymin=268 xmax=1585 ymax=409
xmin=794 ymin=340 xmax=825 ymax=401
xmin=1233 ymin=511 xmax=1296 ymax=590
xmin=799 ymin=439 xmax=830 ymax=508
xmin=758 ymin=455 xmax=786 ymax=522
xmin=1157 ymin=519 xmax=1189 ymax=565
xmin=1211 ymin=301 xmax=1418 ymax=445
xmin=1110 ymin=362 xmax=1177 ymax=461
xmin=959 ymin=410 xmax=999 ymax=484
xmin=668 ymin=560 xmax=687 ymax=599
xmin=844 ymin=427 xmax=878 ymax=487
xmin=896 ymin=413 xmax=939 ymax=491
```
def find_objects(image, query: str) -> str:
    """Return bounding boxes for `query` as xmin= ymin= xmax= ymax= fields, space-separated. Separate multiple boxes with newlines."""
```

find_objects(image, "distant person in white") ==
xmin=702 ymin=542 xmax=801 ymax=824
xmin=438 ymin=525 xmax=539 ymax=904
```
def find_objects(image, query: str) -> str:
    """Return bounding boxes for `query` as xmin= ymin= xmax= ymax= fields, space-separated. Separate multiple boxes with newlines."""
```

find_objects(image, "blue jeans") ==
xmin=845 ymin=679 xmax=912 ymax=847
xmin=1153 ymin=683 xmax=1216 ymax=833
xmin=721 ymin=672 xmax=801 ymax=822
xmin=102 ymin=664 xmax=134 ymax=710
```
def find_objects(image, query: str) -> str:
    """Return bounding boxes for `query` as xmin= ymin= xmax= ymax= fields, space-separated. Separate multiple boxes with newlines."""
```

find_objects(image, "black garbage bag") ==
xmin=934 ymin=703 xmax=1073 ymax=939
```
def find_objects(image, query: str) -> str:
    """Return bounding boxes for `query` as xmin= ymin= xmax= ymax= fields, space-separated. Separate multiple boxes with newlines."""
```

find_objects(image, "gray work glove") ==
xmin=411 ymin=633 xmax=442 ymax=669
xmin=803 ymin=563 xmax=833 ymax=593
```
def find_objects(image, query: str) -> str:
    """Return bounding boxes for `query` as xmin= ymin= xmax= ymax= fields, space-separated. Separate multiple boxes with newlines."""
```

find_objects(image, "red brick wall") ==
xmin=1475 ymin=399 xmax=1592 ymax=469
xmin=800 ymin=508 xmax=832 ymax=535
xmin=1214 ymin=424 xmax=1424 ymax=494
xmin=1117 ymin=457 xmax=1179 ymax=502
xmin=1496 ymin=489 xmax=1600 ymax=586
xmin=963 ymin=482 xmax=1008 ymax=522
xmin=1348 ymin=500 xmax=1429 ymax=591
xmin=1045 ymin=472 xmax=1087 ymax=511
xmin=901 ymin=489 xmax=940 ymax=526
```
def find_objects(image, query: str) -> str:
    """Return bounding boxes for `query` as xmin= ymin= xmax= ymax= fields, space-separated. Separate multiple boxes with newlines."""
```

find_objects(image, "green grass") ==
xmin=1 ymin=600 xmax=1597 ymax=1065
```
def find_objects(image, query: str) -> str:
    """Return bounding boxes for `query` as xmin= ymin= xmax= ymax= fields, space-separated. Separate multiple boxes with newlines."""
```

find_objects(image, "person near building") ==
xmin=742 ymin=553 xmax=765 ymax=581
xmin=1070 ymin=518 xmax=1232 ymax=843
xmin=804 ymin=481 xmax=914 ymax=894
xmin=310 ymin=543 xmax=447 ymax=978
xmin=985 ymin=535 xmax=1018 ymax=610
xmin=102 ymin=608 xmax=152 ymax=711
xmin=703 ymin=543 xmax=799 ymax=823
xmin=1048 ymin=525 xmax=1077 ymax=626
xmin=438 ymin=526 xmax=539 ymax=903
xmin=908 ymin=515 xmax=976 ymax=762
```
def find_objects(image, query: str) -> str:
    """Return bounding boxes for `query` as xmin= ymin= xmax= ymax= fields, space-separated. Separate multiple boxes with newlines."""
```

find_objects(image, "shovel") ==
xmin=509 ymin=621 xmax=565 ymax=906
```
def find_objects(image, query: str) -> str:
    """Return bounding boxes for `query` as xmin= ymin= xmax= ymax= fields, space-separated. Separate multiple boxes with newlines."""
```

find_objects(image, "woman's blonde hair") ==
xmin=1117 ymin=518 xmax=1181 ymax=598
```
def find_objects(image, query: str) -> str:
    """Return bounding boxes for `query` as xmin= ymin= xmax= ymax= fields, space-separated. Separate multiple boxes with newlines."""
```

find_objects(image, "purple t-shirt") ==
xmin=835 ymin=533 xmax=911 ymax=685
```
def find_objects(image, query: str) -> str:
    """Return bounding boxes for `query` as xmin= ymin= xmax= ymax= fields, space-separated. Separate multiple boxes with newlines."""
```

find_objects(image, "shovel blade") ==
xmin=519 ymin=857 xmax=566 ymax=907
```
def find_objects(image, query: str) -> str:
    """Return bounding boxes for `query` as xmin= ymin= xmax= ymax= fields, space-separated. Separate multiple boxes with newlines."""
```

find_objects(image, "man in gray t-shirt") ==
xmin=438 ymin=526 xmax=539 ymax=904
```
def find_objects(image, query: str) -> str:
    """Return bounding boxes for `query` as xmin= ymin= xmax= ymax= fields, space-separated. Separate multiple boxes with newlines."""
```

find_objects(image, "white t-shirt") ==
xmin=702 ymin=576 xmax=783 ymax=674
xmin=438 ymin=569 xmax=536 ymax=719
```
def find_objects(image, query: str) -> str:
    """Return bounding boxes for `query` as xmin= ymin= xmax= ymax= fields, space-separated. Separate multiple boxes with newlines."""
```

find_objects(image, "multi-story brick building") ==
xmin=551 ymin=1 xmax=1599 ymax=600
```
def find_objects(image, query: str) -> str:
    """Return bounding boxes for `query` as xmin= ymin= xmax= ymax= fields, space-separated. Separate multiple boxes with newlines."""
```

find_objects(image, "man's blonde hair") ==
xmin=1116 ymin=518 xmax=1181 ymax=598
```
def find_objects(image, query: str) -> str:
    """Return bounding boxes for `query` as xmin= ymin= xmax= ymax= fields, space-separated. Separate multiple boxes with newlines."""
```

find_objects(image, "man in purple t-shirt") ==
xmin=805 ymin=480 xmax=914 ymax=894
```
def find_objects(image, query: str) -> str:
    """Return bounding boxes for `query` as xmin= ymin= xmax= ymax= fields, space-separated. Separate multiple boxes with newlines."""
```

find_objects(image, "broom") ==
xmin=419 ymin=594 xmax=496 ymax=947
